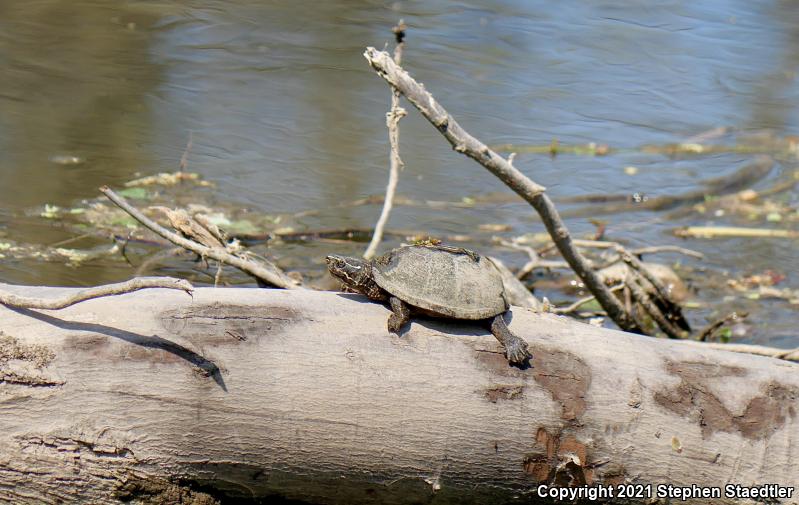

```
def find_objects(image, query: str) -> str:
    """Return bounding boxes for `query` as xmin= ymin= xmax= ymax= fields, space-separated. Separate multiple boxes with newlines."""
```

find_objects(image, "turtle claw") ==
xmin=504 ymin=341 xmax=532 ymax=366
xmin=387 ymin=315 xmax=403 ymax=334
xmin=490 ymin=314 xmax=531 ymax=366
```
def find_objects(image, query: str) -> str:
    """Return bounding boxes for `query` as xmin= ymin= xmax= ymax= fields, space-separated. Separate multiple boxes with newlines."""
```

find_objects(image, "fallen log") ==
xmin=0 ymin=284 xmax=796 ymax=504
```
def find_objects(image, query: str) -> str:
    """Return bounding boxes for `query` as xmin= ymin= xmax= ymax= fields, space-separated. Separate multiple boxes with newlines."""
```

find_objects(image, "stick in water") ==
xmin=364 ymin=21 xmax=408 ymax=260
xmin=100 ymin=186 xmax=299 ymax=289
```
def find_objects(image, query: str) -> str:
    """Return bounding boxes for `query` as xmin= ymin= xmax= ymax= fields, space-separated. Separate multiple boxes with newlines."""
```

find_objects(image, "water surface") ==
xmin=1 ymin=0 xmax=798 ymax=346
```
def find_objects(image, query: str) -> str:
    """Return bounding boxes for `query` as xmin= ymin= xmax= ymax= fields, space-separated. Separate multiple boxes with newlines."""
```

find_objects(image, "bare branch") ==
xmin=0 ymin=277 xmax=192 ymax=310
xmin=364 ymin=47 xmax=642 ymax=334
xmin=626 ymin=273 xmax=689 ymax=339
xmin=620 ymin=249 xmax=690 ymax=332
xmin=363 ymin=48 xmax=546 ymax=197
xmin=100 ymin=186 xmax=299 ymax=289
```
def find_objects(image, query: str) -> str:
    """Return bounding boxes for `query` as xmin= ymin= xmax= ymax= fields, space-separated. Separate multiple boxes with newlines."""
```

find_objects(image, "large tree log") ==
xmin=0 ymin=283 xmax=797 ymax=504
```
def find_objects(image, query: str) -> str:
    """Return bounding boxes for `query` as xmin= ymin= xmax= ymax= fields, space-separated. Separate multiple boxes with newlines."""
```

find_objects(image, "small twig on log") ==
xmin=364 ymin=21 xmax=408 ymax=260
xmin=680 ymin=340 xmax=799 ymax=363
xmin=0 ymin=277 xmax=193 ymax=310
xmin=364 ymin=48 xmax=642 ymax=334
xmin=100 ymin=186 xmax=299 ymax=289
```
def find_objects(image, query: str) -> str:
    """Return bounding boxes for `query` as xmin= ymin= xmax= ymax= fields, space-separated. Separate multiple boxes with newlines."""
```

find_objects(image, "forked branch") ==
xmin=363 ymin=47 xmax=643 ymax=334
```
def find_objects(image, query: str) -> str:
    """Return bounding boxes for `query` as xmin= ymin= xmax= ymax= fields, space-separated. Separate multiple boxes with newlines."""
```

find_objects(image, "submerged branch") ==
xmin=492 ymin=134 xmax=797 ymax=158
xmin=563 ymin=156 xmax=774 ymax=216
xmin=674 ymin=226 xmax=799 ymax=239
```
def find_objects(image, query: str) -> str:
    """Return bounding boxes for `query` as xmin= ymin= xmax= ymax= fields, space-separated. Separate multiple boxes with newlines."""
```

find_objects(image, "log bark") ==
xmin=0 ymin=283 xmax=797 ymax=504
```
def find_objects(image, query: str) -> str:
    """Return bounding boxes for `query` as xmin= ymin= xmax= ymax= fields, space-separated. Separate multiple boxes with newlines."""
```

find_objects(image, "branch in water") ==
xmin=100 ymin=186 xmax=299 ymax=289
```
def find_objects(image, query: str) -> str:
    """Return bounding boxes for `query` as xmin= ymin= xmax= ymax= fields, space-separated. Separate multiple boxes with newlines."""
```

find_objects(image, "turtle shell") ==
xmin=371 ymin=246 xmax=508 ymax=320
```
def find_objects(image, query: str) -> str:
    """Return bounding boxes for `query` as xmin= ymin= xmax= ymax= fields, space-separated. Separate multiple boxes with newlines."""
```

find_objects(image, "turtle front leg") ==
xmin=490 ymin=313 xmax=532 ymax=366
xmin=387 ymin=296 xmax=411 ymax=334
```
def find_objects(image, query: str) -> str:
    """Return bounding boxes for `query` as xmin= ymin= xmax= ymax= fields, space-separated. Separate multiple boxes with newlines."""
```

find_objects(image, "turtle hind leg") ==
xmin=490 ymin=313 xmax=532 ymax=366
xmin=387 ymin=296 xmax=411 ymax=334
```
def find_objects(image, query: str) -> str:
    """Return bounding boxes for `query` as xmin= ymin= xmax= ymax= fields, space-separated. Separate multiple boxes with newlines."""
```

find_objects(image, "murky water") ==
xmin=1 ymin=0 xmax=798 ymax=346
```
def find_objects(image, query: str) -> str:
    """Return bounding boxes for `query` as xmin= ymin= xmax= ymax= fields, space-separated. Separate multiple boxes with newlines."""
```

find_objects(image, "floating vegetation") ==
xmin=116 ymin=187 xmax=150 ymax=200
xmin=491 ymin=130 xmax=799 ymax=159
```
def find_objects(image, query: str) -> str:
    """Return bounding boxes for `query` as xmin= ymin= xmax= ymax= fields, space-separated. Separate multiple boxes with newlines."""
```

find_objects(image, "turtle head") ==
xmin=325 ymin=254 xmax=385 ymax=300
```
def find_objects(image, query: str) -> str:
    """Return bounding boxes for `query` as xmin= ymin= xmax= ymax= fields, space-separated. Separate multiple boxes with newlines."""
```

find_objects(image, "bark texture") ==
xmin=0 ymin=283 xmax=797 ymax=504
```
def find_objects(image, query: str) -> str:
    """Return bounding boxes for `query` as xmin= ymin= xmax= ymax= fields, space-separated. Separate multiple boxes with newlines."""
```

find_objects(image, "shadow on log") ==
xmin=0 ymin=284 xmax=797 ymax=504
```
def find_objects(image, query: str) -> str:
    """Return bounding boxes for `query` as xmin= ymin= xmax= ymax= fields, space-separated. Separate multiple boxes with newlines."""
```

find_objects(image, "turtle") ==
xmin=325 ymin=244 xmax=532 ymax=365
